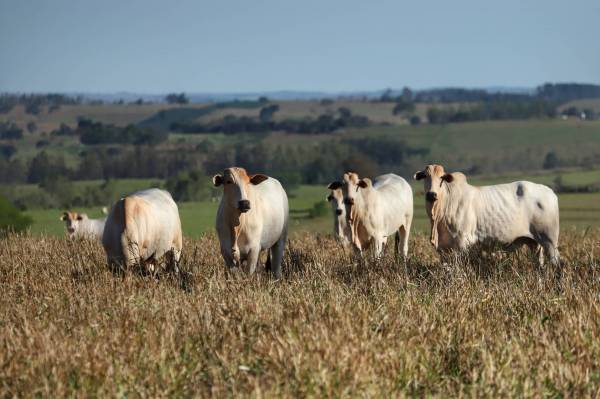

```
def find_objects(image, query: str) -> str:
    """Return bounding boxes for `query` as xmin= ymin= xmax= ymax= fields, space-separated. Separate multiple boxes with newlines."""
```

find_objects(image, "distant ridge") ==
xmin=8 ymin=86 xmax=533 ymax=103
xmin=4 ymin=83 xmax=600 ymax=103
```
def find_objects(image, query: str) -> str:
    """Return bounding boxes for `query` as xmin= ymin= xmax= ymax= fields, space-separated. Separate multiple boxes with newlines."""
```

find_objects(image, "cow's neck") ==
xmin=431 ymin=182 xmax=470 ymax=248
xmin=223 ymin=186 xmax=260 ymax=248
xmin=350 ymin=189 xmax=375 ymax=246
xmin=334 ymin=215 xmax=346 ymax=240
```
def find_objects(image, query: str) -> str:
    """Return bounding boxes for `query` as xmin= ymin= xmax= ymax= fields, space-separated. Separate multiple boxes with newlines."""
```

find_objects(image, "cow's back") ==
xmin=103 ymin=189 xmax=182 ymax=265
xmin=465 ymin=181 xmax=559 ymax=244
xmin=127 ymin=189 xmax=182 ymax=257
xmin=371 ymin=174 xmax=413 ymax=235
xmin=253 ymin=178 xmax=289 ymax=249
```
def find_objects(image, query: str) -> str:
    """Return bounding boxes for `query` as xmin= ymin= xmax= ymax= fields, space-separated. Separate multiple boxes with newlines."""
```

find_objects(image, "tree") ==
xmin=165 ymin=170 xmax=215 ymax=202
xmin=0 ymin=194 xmax=32 ymax=233
xmin=393 ymin=100 xmax=415 ymax=115
xmin=0 ymin=144 xmax=17 ymax=159
xmin=0 ymin=122 xmax=23 ymax=140
xmin=380 ymin=88 xmax=393 ymax=102
xmin=543 ymin=152 xmax=560 ymax=170
xmin=259 ymin=104 xmax=280 ymax=123
xmin=27 ymin=151 xmax=70 ymax=183
xmin=27 ymin=121 xmax=37 ymax=133
xmin=401 ymin=87 xmax=413 ymax=102
xmin=165 ymin=93 xmax=189 ymax=104
xmin=338 ymin=107 xmax=352 ymax=119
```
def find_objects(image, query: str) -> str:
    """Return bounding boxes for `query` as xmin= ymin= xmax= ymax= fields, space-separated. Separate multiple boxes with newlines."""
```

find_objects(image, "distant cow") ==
xmin=326 ymin=187 xmax=351 ymax=246
xmin=328 ymin=172 xmax=413 ymax=257
xmin=414 ymin=164 xmax=560 ymax=265
xmin=213 ymin=167 xmax=288 ymax=279
xmin=102 ymin=189 xmax=183 ymax=273
xmin=60 ymin=209 xmax=106 ymax=240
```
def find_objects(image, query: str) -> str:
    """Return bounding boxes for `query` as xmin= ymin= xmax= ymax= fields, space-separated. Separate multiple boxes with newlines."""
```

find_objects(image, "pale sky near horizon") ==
xmin=0 ymin=0 xmax=598 ymax=93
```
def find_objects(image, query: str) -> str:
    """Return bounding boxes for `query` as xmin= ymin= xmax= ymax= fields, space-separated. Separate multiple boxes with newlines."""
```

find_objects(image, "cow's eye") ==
xmin=225 ymin=180 xmax=233 ymax=185
xmin=344 ymin=198 xmax=354 ymax=206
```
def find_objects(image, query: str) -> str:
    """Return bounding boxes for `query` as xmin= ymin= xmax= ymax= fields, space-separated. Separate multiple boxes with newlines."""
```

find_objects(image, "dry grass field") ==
xmin=2 ymin=230 xmax=600 ymax=397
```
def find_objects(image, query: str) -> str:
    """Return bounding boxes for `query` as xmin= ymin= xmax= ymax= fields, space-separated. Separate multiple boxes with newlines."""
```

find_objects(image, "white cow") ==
xmin=213 ymin=167 xmax=288 ymax=279
xmin=60 ymin=210 xmax=106 ymax=240
xmin=326 ymin=187 xmax=351 ymax=246
xmin=414 ymin=164 xmax=560 ymax=265
xmin=102 ymin=189 xmax=183 ymax=273
xmin=328 ymin=172 xmax=413 ymax=257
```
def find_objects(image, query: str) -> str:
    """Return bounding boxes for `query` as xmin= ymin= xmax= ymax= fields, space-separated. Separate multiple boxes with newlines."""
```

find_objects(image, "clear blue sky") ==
xmin=1 ymin=0 xmax=598 ymax=93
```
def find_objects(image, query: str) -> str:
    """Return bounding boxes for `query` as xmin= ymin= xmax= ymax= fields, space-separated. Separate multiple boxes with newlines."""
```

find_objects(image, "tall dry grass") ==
xmin=1 ymin=230 xmax=600 ymax=397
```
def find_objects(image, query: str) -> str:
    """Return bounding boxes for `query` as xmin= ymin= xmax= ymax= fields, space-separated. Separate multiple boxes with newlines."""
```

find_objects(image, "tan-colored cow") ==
xmin=328 ymin=172 xmax=413 ymax=257
xmin=102 ymin=188 xmax=183 ymax=273
xmin=414 ymin=164 xmax=560 ymax=265
xmin=213 ymin=167 xmax=288 ymax=279
xmin=60 ymin=210 xmax=106 ymax=240
xmin=326 ymin=187 xmax=350 ymax=246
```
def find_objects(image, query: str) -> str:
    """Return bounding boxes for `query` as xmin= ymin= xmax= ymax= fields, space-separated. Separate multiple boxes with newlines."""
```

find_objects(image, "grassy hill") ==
xmin=2 ymin=100 xmax=600 ymax=239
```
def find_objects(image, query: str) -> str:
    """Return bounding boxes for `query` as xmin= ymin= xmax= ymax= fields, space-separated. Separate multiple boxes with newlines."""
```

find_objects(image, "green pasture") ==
xmin=25 ymin=181 xmax=600 ymax=239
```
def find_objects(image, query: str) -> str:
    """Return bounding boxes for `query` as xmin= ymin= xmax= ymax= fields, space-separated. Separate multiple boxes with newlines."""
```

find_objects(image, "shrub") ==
xmin=0 ymin=195 xmax=32 ymax=233
xmin=165 ymin=170 xmax=217 ymax=202
xmin=308 ymin=200 xmax=329 ymax=218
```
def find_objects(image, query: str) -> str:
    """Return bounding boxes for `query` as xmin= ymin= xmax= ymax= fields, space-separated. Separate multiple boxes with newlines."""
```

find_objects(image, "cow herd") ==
xmin=60 ymin=164 xmax=561 ymax=276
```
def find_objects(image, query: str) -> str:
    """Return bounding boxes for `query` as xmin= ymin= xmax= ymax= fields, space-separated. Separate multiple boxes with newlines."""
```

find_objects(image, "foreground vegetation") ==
xmin=2 ymin=230 xmax=600 ymax=396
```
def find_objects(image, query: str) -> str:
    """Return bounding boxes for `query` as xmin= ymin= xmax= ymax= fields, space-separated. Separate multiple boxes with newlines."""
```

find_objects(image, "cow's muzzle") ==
xmin=335 ymin=209 xmax=343 ymax=216
xmin=67 ymin=227 xmax=75 ymax=234
xmin=426 ymin=192 xmax=437 ymax=202
xmin=238 ymin=200 xmax=251 ymax=213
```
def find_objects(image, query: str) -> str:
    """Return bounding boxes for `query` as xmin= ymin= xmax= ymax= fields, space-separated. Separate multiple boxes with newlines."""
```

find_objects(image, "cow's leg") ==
xmin=220 ymin=246 xmax=236 ymax=269
xmin=541 ymin=240 xmax=560 ymax=268
xmin=536 ymin=244 xmax=544 ymax=268
xmin=265 ymin=251 xmax=272 ymax=272
xmin=533 ymin=232 xmax=561 ymax=284
xmin=165 ymin=248 xmax=180 ymax=274
xmin=270 ymin=235 xmax=286 ymax=280
xmin=246 ymin=247 xmax=260 ymax=275
xmin=107 ymin=257 xmax=124 ymax=275
xmin=398 ymin=223 xmax=410 ymax=258
xmin=170 ymin=234 xmax=183 ymax=273
xmin=374 ymin=237 xmax=385 ymax=258
xmin=270 ymin=228 xmax=288 ymax=279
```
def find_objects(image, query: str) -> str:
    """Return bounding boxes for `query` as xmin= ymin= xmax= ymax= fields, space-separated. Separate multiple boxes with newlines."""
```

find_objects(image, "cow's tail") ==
xmin=120 ymin=197 xmax=140 ymax=269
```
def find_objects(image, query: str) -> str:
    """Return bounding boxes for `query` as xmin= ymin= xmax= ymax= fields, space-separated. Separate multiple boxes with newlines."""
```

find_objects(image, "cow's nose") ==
xmin=426 ymin=192 xmax=437 ymax=202
xmin=238 ymin=200 xmax=251 ymax=213
xmin=335 ymin=209 xmax=343 ymax=216
xmin=67 ymin=227 xmax=75 ymax=233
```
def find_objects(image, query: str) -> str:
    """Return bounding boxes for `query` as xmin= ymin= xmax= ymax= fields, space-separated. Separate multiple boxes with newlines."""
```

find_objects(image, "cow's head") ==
xmin=328 ymin=172 xmax=371 ymax=223
xmin=212 ymin=167 xmax=269 ymax=213
xmin=326 ymin=185 xmax=345 ymax=217
xmin=413 ymin=164 xmax=455 ymax=203
xmin=60 ymin=211 xmax=87 ymax=238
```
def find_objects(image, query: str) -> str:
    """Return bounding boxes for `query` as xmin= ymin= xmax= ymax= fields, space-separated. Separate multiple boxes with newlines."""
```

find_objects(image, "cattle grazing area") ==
xmin=2 ymin=231 xmax=600 ymax=396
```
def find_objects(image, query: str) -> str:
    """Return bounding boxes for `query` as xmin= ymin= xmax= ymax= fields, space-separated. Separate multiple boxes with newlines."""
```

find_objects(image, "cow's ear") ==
xmin=357 ymin=178 xmax=372 ymax=189
xmin=328 ymin=181 xmax=342 ymax=190
xmin=249 ymin=174 xmax=269 ymax=185
xmin=212 ymin=174 xmax=223 ymax=187
xmin=414 ymin=171 xmax=426 ymax=180
xmin=60 ymin=212 xmax=68 ymax=221
xmin=326 ymin=194 xmax=333 ymax=202
xmin=442 ymin=173 xmax=454 ymax=183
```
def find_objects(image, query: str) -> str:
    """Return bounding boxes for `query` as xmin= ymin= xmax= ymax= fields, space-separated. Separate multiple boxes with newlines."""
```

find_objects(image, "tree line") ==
xmin=171 ymin=106 xmax=370 ymax=135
